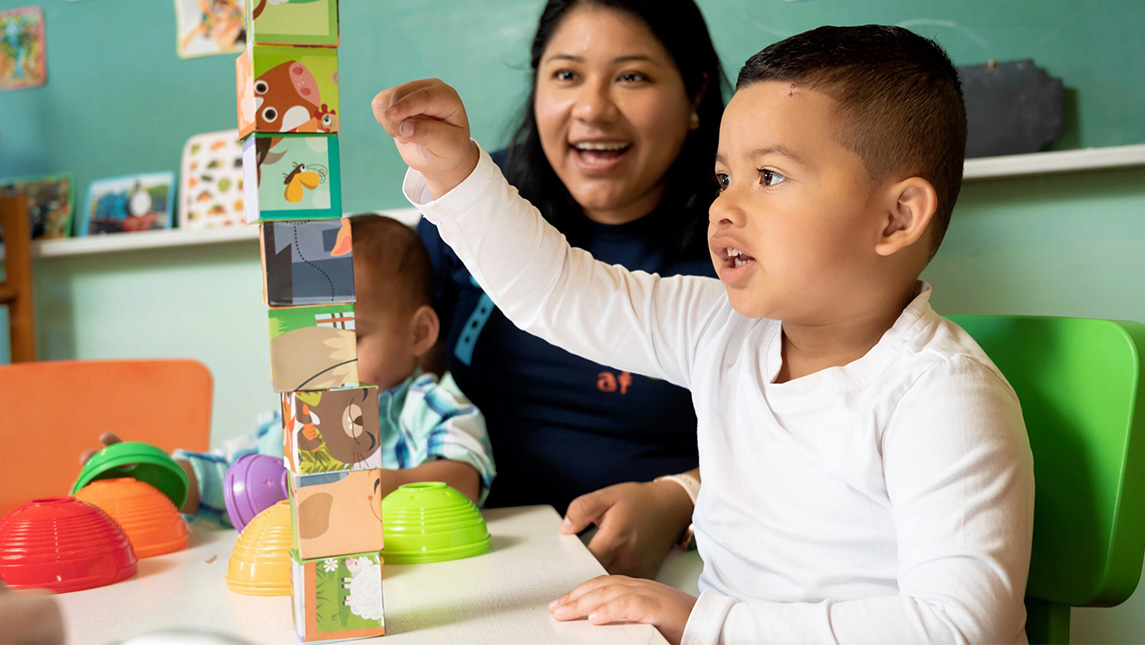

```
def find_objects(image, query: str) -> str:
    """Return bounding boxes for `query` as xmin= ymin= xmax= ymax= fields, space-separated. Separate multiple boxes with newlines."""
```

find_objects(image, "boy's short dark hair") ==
xmin=348 ymin=214 xmax=434 ymax=309
xmin=737 ymin=25 xmax=967 ymax=257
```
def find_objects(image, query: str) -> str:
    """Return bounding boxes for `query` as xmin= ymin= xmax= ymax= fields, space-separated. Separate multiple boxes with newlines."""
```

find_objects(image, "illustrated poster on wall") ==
xmin=179 ymin=130 xmax=244 ymax=229
xmin=81 ymin=172 xmax=176 ymax=236
xmin=0 ymin=6 xmax=47 ymax=91
xmin=0 ymin=173 xmax=73 ymax=239
xmin=174 ymin=0 xmax=246 ymax=59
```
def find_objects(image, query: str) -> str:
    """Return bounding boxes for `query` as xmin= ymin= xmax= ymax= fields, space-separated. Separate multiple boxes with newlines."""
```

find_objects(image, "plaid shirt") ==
xmin=174 ymin=369 xmax=495 ymax=527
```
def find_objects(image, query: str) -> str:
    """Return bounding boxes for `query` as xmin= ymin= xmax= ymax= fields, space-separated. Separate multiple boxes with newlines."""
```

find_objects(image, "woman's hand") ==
xmin=561 ymin=479 xmax=693 ymax=579
xmin=550 ymin=575 xmax=697 ymax=645
xmin=371 ymin=79 xmax=479 ymax=200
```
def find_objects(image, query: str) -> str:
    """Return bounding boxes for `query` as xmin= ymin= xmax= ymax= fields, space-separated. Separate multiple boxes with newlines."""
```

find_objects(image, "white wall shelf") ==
xmin=31 ymin=224 xmax=258 ymax=258
xmin=19 ymin=146 xmax=1145 ymax=260
xmin=964 ymin=143 xmax=1145 ymax=180
xmin=27 ymin=208 xmax=422 ymax=260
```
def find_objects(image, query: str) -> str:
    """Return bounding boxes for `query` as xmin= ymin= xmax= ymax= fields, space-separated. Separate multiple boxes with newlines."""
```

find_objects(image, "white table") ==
xmin=57 ymin=506 xmax=669 ymax=644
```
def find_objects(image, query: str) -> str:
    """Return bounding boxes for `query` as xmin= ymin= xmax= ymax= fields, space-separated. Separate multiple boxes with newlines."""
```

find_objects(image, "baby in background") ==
xmin=83 ymin=215 xmax=496 ymax=525
xmin=373 ymin=24 xmax=1034 ymax=645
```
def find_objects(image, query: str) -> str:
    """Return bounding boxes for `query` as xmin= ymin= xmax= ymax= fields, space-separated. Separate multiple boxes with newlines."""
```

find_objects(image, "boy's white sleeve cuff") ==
xmin=681 ymin=589 xmax=736 ymax=645
xmin=401 ymin=142 xmax=498 ymax=219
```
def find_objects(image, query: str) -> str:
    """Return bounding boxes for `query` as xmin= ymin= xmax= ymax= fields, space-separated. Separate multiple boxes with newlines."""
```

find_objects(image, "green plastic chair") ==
xmin=949 ymin=316 xmax=1145 ymax=644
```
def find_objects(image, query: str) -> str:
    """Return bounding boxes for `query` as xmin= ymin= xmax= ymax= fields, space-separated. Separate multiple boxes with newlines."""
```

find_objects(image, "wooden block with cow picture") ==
xmin=236 ymin=44 xmax=339 ymax=138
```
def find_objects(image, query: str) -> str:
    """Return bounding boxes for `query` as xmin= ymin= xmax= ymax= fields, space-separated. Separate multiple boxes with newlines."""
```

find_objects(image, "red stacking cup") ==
xmin=0 ymin=497 xmax=137 ymax=593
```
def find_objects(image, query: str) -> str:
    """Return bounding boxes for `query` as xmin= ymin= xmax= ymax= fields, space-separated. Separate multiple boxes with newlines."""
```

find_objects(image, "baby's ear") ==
xmin=874 ymin=176 xmax=937 ymax=257
xmin=410 ymin=304 xmax=440 ymax=358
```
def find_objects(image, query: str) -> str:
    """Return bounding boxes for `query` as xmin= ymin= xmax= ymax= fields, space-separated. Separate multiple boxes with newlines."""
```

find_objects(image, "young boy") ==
xmin=373 ymin=25 xmax=1034 ymax=645
xmin=83 ymin=215 xmax=496 ymax=524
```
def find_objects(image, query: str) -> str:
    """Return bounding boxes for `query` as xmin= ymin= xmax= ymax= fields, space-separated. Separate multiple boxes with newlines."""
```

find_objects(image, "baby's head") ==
xmin=349 ymin=215 xmax=439 ymax=390
xmin=709 ymin=25 xmax=966 ymax=322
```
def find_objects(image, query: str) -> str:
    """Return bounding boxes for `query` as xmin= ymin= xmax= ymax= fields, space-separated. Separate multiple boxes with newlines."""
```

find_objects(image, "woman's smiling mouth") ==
xmin=571 ymin=140 xmax=631 ymax=170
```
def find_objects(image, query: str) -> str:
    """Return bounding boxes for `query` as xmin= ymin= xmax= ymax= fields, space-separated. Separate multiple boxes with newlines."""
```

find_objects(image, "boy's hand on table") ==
xmin=78 ymin=431 xmax=122 ymax=465
xmin=561 ymin=479 xmax=693 ymax=579
xmin=78 ymin=432 xmax=200 ymax=515
xmin=550 ymin=575 xmax=697 ymax=645
xmin=372 ymin=79 xmax=479 ymax=200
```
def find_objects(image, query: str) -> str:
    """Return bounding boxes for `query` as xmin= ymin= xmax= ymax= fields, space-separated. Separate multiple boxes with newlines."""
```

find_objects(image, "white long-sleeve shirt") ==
xmin=405 ymin=147 xmax=1035 ymax=644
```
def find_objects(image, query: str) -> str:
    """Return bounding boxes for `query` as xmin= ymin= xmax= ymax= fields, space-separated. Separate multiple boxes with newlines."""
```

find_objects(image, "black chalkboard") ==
xmin=958 ymin=60 xmax=1064 ymax=158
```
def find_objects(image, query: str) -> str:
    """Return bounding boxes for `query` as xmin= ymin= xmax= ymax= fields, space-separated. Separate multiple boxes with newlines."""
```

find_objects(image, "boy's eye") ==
xmin=715 ymin=172 xmax=730 ymax=193
xmin=759 ymin=169 xmax=787 ymax=187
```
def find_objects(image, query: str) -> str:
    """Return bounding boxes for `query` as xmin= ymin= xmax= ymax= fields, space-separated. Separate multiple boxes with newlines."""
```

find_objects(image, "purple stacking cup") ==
xmin=223 ymin=454 xmax=289 ymax=532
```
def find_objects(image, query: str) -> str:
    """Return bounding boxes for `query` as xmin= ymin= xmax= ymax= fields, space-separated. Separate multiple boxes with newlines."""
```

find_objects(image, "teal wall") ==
xmin=3 ymin=1 xmax=1145 ymax=640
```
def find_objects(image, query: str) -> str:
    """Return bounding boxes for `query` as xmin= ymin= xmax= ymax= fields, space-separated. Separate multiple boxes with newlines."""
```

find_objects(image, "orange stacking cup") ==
xmin=74 ymin=478 xmax=189 ymax=558
xmin=226 ymin=499 xmax=292 ymax=596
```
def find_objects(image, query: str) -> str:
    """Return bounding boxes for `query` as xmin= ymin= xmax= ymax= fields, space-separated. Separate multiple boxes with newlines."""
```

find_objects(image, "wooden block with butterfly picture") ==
xmin=244 ymin=132 xmax=342 ymax=223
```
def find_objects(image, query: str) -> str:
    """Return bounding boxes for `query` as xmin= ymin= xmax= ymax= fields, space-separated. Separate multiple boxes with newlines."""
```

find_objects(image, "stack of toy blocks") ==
xmin=236 ymin=1 xmax=385 ymax=640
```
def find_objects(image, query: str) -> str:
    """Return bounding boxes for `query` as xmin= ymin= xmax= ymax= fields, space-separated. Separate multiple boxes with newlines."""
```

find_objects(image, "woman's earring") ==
xmin=689 ymin=112 xmax=700 ymax=129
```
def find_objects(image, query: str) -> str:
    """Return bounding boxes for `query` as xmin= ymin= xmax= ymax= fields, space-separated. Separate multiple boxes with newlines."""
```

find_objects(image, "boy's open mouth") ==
xmin=571 ymin=140 xmax=631 ymax=167
xmin=723 ymin=246 xmax=756 ymax=269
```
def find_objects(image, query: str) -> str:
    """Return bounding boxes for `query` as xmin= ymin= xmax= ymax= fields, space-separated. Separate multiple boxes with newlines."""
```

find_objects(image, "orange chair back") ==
xmin=0 ymin=359 xmax=212 ymax=517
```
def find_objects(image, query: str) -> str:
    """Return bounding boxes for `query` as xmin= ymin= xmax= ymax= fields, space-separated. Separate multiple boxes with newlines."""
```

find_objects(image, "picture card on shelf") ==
xmin=179 ymin=130 xmax=245 ymax=230
xmin=80 ymin=172 xmax=176 ymax=236
xmin=0 ymin=174 xmax=74 ymax=239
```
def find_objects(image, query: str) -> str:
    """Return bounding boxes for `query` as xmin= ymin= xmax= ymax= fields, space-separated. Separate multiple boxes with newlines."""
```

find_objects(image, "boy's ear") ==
xmin=410 ymin=304 xmax=440 ymax=358
xmin=874 ymin=177 xmax=937 ymax=257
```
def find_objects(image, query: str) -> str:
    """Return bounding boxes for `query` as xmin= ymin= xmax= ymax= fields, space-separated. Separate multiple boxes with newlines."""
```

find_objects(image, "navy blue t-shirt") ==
xmin=417 ymin=155 xmax=715 ymax=513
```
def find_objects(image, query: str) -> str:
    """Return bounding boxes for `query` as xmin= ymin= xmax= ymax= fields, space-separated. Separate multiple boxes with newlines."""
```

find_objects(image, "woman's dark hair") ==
xmin=503 ymin=0 xmax=727 ymax=258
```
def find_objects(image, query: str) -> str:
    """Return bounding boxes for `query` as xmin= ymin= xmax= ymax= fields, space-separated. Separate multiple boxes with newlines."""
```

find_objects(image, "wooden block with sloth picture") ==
xmin=289 ymin=469 xmax=385 ymax=559
xmin=268 ymin=303 xmax=358 ymax=392
xmin=243 ymin=133 xmax=342 ymax=223
xmin=236 ymin=45 xmax=339 ymax=138
xmin=282 ymin=387 xmax=381 ymax=474
xmin=246 ymin=0 xmax=339 ymax=48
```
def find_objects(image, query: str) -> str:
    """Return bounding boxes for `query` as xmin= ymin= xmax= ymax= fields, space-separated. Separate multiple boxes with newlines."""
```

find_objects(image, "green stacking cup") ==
xmin=382 ymin=482 xmax=491 ymax=564
xmin=72 ymin=442 xmax=189 ymax=510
